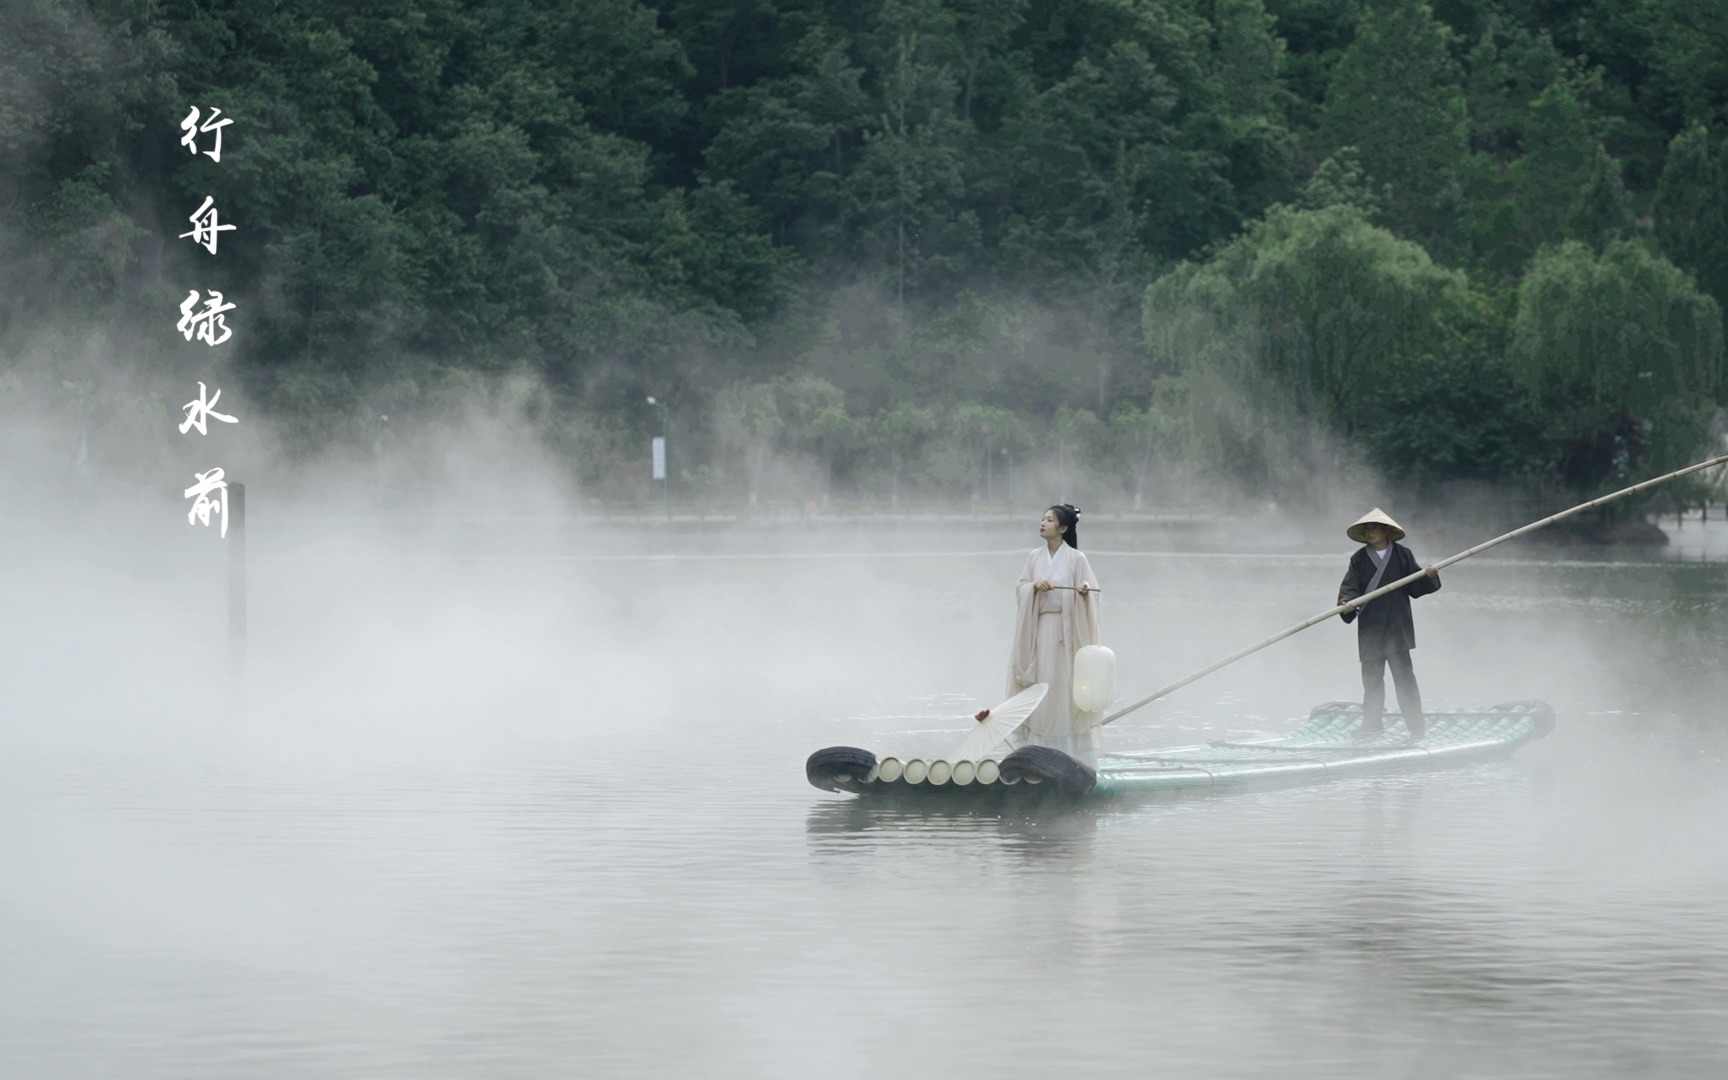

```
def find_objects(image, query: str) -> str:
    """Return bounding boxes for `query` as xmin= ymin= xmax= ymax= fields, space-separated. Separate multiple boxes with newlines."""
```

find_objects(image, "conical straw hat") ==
xmin=1346 ymin=507 xmax=1405 ymax=544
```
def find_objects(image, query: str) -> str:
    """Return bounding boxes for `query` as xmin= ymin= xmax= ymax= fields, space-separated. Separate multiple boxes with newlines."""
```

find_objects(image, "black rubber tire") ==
xmin=806 ymin=746 xmax=878 ymax=792
xmin=998 ymin=746 xmax=1098 ymax=796
xmin=1493 ymin=700 xmax=1557 ymax=739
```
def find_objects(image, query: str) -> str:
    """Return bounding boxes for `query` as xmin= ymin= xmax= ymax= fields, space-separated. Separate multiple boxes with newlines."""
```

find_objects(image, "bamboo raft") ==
xmin=805 ymin=457 xmax=1728 ymax=804
xmin=806 ymin=700 xmax=1555 ymax=799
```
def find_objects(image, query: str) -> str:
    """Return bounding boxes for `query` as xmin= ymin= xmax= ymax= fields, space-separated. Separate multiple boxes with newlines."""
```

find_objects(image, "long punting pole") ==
xmin=1099 ymin=452 xmax=1728 ymax=728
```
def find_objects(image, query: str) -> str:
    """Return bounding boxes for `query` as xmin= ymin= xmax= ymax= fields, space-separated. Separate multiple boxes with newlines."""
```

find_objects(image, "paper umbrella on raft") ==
xmin=948 ymin=645 xmax=1119 ymax=760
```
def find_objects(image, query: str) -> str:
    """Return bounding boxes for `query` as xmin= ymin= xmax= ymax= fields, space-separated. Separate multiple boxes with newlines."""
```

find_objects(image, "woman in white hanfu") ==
xmin=1005 ymin=503 xmax=1103 ymax=765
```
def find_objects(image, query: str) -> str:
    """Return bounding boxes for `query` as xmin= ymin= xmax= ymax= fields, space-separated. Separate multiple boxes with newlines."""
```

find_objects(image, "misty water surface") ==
xmin=3 ymin=510 xmax=1726 ymax=1079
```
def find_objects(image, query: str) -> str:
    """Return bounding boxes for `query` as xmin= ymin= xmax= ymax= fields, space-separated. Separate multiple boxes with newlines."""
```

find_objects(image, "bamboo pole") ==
xmin=1099 ymin=452 xmax=1728 ymax=727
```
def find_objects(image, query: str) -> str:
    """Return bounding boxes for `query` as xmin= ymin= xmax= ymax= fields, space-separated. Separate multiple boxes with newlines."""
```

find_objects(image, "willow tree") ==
xmin=934 ymin=402 xmax=1023 ymax=501
xmin=715 ymin=379 xmax=784 ymax=506
xmin=771 ymin=372 xmax=848 ymax=499
xmin=1145 ymin=205 xmax=1479 ymax=428
xmin=1509 ymin=240 xmax=1726 ymax=489
xmin=1655 ymin=124 xmax=1728 ymax=330
xmin=869 ymin=401 xmax=938 ymax=506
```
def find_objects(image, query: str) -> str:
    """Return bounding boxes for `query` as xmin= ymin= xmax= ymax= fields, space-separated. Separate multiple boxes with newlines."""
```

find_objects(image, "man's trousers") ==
xmin=1361 ymin=650 xmax=1424 ymax=738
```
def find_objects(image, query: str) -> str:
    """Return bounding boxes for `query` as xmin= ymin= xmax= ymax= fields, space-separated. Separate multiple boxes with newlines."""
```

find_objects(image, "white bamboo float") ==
xmin=852 ymin=755 xmax=1024 ymax=786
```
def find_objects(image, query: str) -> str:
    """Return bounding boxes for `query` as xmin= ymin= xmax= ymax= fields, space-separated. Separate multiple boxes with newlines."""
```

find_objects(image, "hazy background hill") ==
xmin=3 ymin=0 xmax=1724 ymax=516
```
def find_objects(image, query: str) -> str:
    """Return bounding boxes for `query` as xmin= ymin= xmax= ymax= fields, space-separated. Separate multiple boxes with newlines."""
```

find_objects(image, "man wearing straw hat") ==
xmin=1338 ymin=508 xmax=1440 ymax=739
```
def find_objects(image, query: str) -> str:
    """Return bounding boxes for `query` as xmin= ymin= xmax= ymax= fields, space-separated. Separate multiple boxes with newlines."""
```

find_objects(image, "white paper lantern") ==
xmin=1072 ymin=645 xmax=1117 ymax=713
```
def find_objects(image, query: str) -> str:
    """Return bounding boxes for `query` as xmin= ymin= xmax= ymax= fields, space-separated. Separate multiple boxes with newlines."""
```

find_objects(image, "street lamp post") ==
xmin=646 ymin=395 xmax=669 ymax=520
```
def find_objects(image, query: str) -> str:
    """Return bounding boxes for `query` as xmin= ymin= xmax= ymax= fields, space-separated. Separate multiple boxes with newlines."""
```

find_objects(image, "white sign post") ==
xmin=647 ymin=395 xmax=670 ymax=521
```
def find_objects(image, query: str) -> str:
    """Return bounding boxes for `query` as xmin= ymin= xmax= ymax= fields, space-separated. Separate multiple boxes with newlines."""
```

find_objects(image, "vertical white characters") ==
xmin=174 ymin=107 xmax=241 ymax=537
xmin=180 ymin=106 xmax=233 ymax=162
xmin=179 ymin=382 xmax=240 ymax=537
xmin=184 ymin=467 xmax=230 ymax=538
xmin=179 ymin=382 xmax=237 ymax=435
xmin=176 ymin=290 xmax=235 ymax=346
xmin=179 ymin=196 xmax=235 ymax=255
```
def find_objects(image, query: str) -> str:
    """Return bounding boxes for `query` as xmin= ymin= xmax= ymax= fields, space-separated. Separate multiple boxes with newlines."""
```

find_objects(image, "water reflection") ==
xmin=805 ymin=795 xmax=1101 ymax=853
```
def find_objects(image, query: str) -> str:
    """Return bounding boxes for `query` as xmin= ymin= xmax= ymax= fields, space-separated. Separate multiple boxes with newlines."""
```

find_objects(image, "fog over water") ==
xmin=4 ymin=477 xmax=1727 ymax=1078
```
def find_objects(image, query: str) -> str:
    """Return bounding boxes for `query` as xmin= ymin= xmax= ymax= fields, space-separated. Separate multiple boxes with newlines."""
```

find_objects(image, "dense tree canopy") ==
xmin=2 ymin=0 xmax=1725 ymax=507
xmin=1509 ymin=239 xmax=1724 ymax=486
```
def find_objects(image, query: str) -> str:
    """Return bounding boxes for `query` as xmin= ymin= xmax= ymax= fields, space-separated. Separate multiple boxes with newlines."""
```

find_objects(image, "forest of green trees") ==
xmin=3 ymin=0 xmax=1725 ymax=509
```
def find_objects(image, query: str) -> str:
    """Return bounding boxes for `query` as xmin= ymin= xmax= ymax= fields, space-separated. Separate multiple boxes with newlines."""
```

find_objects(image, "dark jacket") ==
xmin=1337 ymin=541 xmax=1440 ymax=661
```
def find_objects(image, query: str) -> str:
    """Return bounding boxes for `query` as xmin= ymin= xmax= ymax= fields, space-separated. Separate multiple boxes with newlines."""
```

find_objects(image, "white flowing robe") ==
xmin=1006 ymin=543 xmax=1102 ymax=765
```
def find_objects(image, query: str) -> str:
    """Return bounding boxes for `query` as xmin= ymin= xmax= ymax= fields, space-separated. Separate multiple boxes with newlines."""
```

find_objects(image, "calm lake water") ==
xmin=4 ymin=511 xmax=1726 ymax=1078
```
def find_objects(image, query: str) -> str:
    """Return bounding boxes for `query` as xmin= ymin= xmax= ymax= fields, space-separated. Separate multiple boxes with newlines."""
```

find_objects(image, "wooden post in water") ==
xmin=229 ymin=481 xmax=246 ymax=681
